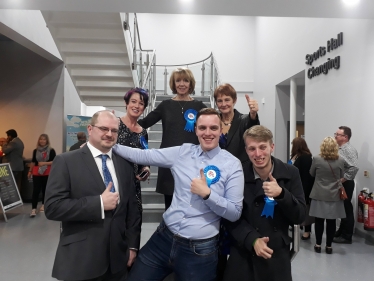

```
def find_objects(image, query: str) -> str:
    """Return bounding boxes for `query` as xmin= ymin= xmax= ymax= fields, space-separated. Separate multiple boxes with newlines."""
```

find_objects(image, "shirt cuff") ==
xmin=100 ymin=195 xmax=104 ymax=219
xmin=129 ymin=248 xmax=138 ymax=251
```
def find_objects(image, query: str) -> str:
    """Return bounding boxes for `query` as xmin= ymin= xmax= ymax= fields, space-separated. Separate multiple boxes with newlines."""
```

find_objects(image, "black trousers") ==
xmin=31 ymin=175 xmax=49 ymax=209
xmin=315 ymin=217 xmax=336 ymax=247
xmin=337 ymin=180 xmax=355 ymax=240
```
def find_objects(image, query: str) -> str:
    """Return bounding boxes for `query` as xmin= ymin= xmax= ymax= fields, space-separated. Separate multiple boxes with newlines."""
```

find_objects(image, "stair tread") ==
xmin=142 ymin=204 xmax=165 ymax=209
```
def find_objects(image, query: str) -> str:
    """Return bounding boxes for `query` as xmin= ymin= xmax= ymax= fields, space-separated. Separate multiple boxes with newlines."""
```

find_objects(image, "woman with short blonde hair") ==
xmin=309 ymin=137 xmax=345 ymax=254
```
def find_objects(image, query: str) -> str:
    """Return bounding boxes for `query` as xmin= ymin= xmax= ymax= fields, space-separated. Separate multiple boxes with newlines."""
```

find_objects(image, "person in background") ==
xmin=113 ymin=108 xmax=244 ymax=281
xmin=213 ymin=83 xmax=260 ymax=280
xmin=223 ymin=125 xmax=306 ymax=281
xmin=45 ymin=110 xmax=141 ymax=281
xmin=69 ymin=131 xmax=87 ymax=151
xmin=333 ymin=126 xmax=359 ymax=244
xmin=2 ymin=129 xmax=24 ymax=191
xmin=138 ymin=68 xmax=207 ymax=210
xmin=0 ymin=137 xmax=6 ymax=160
xmin=117 ymin=87 xmax=150 ymax=213
xmin=290 ymin=137 xmax=315 ymax=240
xmin=28 ymin=134 xmax=56 ymax=217
xmin=309 ymin=137 xmax=345 ymax=254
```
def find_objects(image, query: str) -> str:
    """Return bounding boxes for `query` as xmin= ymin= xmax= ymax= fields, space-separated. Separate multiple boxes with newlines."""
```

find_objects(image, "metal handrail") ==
xmin=155 ymin=53 xmax=213 ymax=67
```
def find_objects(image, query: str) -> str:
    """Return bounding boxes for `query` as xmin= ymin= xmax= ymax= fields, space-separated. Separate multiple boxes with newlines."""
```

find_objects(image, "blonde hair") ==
xmin=169 ymin=68 xmax=196 ymax=95
xmin=320 ymin=137 xmax=339 ymax=160
xmin=243 ymin=125 xmax=273 ymax=144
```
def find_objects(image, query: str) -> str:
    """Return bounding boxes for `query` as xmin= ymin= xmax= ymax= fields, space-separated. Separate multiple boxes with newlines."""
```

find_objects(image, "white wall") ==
xmin=0 ymin=40 xmax=64 ymax=157
xmin=137 ymin=13 xmax=255 ymax=92
xmin=0 ymin=9 xmax=61 ymax=61
xmin=253 ymin=17 xmax=374 ymax=191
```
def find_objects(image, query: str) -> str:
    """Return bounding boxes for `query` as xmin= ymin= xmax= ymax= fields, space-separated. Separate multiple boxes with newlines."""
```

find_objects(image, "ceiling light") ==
xmin=342 ymin=0 xmax=360 ymax=5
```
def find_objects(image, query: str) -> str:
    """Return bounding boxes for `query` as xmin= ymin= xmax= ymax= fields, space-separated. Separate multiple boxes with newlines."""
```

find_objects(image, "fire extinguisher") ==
xmin=364 ymin=193 xmax=374 ymax=231
xmin=358 ymin=188 xmax=369 ymax=223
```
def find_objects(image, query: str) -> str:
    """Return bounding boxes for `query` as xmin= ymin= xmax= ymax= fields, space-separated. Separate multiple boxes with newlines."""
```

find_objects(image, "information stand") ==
xmin=0 ymin=163 xmax=23 ymax=222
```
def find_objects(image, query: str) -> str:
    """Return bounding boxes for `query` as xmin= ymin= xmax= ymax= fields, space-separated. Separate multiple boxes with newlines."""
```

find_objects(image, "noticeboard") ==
xmin=0 ymin=163 xmax=23 ymax=222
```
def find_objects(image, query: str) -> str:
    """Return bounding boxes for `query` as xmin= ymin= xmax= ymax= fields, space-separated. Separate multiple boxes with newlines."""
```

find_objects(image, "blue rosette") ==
xmin=203 ymin=165 xmax=220 ymax=187
xmin=184 ymin=109 xmax=197 ymax=132
xmin=140 ymin=136 xmax=148 ymax=150
xmin=287 ymin=159 xmax=293 ymax=165
xmin=261 ymin=196 xmax=277 ymax=218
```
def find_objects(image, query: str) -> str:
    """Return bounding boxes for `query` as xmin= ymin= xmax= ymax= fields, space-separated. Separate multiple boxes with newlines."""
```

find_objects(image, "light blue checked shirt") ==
xmin=113 ymin=143 xmax=244 ymax=239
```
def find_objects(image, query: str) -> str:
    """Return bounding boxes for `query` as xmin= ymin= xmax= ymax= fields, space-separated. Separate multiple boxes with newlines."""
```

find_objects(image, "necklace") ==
xmin=223 ymin=121 xmax=231 ymax=126
xmin=174 ymin=97 xmax=191 ymax=114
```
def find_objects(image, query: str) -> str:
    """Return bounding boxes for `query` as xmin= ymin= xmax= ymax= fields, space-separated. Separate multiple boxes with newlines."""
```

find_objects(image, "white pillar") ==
xmin=290 ymin=78 xmax=297 ymax=147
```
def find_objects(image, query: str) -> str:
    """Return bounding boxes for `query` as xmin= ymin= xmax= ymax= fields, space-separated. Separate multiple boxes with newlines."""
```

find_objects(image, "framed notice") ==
xmin=0 ymin=163 xmax=23 ymax=222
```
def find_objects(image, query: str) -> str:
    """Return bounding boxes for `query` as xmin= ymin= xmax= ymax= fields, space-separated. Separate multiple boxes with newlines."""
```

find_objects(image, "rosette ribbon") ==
xmin=203 ymin=165 xmax=220 ymax=187
xmin=261 ymin=196 xmax=277 ymax=218
xmin=140 ymin=136 xmax=148 ymax=149
xmin=184 ymin=109 xmax=197 ymax=132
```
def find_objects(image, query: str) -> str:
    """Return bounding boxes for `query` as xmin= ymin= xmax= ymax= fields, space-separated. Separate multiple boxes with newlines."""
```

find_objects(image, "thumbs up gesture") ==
xmin=191 ymin=169 xmax=211 ymax=198
xmin=262 ymin=173 xmax=282 ymax=198
xmin=245 ymin=94 xmax=259 ymax=115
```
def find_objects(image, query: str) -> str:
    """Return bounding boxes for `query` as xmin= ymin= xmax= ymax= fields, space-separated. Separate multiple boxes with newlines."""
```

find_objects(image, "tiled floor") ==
xmin=1 ymin=203 xmax=373 ymax=281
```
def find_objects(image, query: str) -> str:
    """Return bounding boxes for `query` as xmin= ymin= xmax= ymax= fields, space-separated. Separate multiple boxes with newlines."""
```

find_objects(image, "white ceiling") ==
xmin=1 ymin=0 xmax=374 ymax=19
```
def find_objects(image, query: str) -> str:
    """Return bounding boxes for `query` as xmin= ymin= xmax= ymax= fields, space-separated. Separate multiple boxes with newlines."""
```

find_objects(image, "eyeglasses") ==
xmin=334 ymin=133 xmax=346 ymax=137
xmin=92 ymin=125 xmax=119 ymax=135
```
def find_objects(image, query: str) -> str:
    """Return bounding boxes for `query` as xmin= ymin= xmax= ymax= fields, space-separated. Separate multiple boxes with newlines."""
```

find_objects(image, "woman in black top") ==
xmin=117 ymin=87 xmax=150 ymax=213
xmin=290 ymin=137 xmax=315 ymax=239
xmin=138 ymin=68 xmax=206 ymax=210
xmin=214 ymin=83 xmax=260 ymax=162
xmin=28 ymin=134 xmax=56 ymax=217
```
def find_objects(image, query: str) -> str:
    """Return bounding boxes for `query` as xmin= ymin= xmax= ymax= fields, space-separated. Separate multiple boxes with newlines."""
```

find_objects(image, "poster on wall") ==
xmin=0 ymin=163 xmax=23 ymax=222
xmin=66 ymin=115 xmax=92 ymax=152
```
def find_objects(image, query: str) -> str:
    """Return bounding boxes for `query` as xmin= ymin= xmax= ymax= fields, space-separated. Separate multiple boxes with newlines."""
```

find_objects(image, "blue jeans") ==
xmin=128 ymin=221 xmax=219 ymax=281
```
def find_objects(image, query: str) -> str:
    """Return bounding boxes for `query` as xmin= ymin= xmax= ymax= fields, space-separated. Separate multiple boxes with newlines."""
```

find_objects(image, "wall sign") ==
xmin=305 ymin=32 xmax=343 ymax=79
xmin=0 ymin=163 xmax=23 ymax=222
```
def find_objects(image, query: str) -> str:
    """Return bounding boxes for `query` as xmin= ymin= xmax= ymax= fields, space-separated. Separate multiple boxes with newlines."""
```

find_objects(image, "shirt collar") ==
xmin=197 ymin=145 xmax=221 ymax=159
xmin=87 ymin=142 xmax=113 ymax=159
xmin=253 ymin=161 xmax=274 ymax=181
xmin=339 ymin=142 xmax=350 ymax=149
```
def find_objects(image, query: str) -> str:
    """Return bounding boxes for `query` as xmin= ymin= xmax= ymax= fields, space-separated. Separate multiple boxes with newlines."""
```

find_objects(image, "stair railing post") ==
xmin=139 ymin=52 xmax=143 ymax=86
xmin=210 ymin=56 xmax=214 ymax=97
xmin=132 ymin=17 xmax=137 ymax=70
xmin=163 ymin=67 xmax=168 ymax=95
xmin=124 ymin=13 xmax=129 ymax=30
xmin=201 ymin=62 xmax=205 ymax=96
xmin=153 ymin=54 xmax=157 ymax=108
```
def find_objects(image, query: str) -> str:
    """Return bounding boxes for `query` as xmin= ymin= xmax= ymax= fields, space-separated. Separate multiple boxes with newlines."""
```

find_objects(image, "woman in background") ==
xmin=309 ymin=137 xmax=345 ymax=254
xmin=138 ymin=68 xmax=206 ymax=210
xmin=117 ymin=87 xmax=150 ymax=213
xmin=290 ymin=137 xmax=315 ymax=240
xmin=28 ymin=134 xmax=56 ymax=217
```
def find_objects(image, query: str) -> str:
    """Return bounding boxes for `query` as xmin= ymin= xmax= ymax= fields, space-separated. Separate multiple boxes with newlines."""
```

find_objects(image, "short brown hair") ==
xmin=196 ymin=108 xmax=221 ymax=124
xmin=169 ymin=68 xmax=196 ymax=95
xmin=90 ymin=110 xmax=117 ymax=126
xmin=214 ymin=83 xmax=237 ymax=102
xmin=339 ymin=126 xmax=352 ymax=140
xmin=243 ymin=125 xmax=273 ymax=144
xmin=320 ymin=137 xmax=339 ymax=160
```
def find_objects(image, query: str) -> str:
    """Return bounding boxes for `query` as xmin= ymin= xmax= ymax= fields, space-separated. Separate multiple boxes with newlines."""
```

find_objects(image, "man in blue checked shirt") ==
xmin=113 ymin=108 xmax=244 ymax=281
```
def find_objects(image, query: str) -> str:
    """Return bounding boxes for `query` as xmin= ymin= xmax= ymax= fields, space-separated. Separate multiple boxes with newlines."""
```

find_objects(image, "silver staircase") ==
xmin=42 ymin=12 xmax=220 ymax=223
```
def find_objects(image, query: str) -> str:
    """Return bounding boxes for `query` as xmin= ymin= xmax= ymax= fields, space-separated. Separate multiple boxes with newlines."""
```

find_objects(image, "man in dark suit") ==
xmin=223 ymin=125 xmax=306 ymax=281
xmin=2 ymin=129 xmax=24 ymax=191
xmin=45 ymin=110 xmax=141 ymax=281
xmin=69 ymin=131 xmax=87 ymax=151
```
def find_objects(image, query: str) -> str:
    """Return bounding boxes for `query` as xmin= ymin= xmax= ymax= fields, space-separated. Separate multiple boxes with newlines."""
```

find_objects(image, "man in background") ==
xmin=69 ymin=131 xmax=87 ymax=151
xmin=334 ymin=126 xmax=359 ymax=244
xmin=2 ymin=129 xmax=24 ymax=191
xmin=45 ymin=110 xmax=141 ymax=281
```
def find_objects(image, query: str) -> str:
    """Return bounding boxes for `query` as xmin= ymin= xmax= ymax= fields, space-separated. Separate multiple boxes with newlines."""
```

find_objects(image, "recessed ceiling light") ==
xmin=342 ymin=0 xmax=360 ymax=5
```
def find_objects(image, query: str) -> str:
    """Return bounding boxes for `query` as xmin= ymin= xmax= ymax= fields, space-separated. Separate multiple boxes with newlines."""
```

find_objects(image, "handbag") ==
xmin=32 ymin=165 xmax=51 ymax=176
xmin=326 ymin=160 xmax=348 ymax=200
